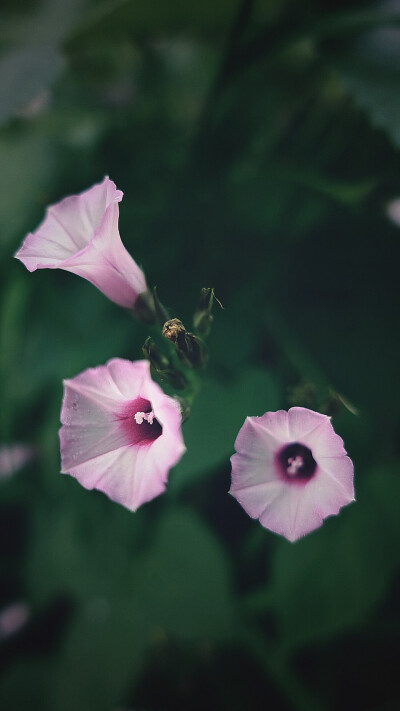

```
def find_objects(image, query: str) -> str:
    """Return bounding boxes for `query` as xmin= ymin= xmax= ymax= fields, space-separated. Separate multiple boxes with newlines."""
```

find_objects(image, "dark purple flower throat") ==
xmin=276 ymin=442 xmax=317 ymax=483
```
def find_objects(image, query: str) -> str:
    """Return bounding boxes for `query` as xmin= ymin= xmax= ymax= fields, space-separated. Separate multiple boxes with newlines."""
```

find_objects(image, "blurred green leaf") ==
xmin=76 ymin=0 xmax=239 ymax=39
xmin=170 ymin=368 xmax=281 ymax=491
xmin=29 ymin=496 xmax=233 ymax=636
xmin=0 ymin=276 xmax=30 ymax=436
xmin=0 ymin=46 xmax=65 ymax=125
xmin=0 ymin=130 xmax=56 ymax=253
xmin=0 ymin=0 xmax=87 ymax=45
xmin=0 ymin=659 xmax=58 ymax=711
xmin=330 ymin=27 xmax=400 ymax=148
xmin=136 ymin=507 xmax=234 ymax=639
xmin=266 ymin=465 xmax=400 ymax=652
xmin=24 ymin=499 xmax=234 ymax=710
xmin=51 ymin=603 xmax=149 ymax=711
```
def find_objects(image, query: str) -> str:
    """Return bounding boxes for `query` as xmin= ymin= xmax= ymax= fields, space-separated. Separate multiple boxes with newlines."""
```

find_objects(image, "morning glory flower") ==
xmin=59 ymin=359 xmax=186 ymax=511
xmin=15 ymin=177 xmax=147 ymax=310
xmin=230 ymin=407 xmax=354 ymax=542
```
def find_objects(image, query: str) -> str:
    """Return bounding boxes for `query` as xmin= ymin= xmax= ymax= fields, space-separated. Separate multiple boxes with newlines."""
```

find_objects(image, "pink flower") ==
xmin=386 ymin=197 xmax=400 ymax=227
xmin=15 ymin=177 xmax=147 ymax=309
xmin=0 ymin=444 xmax=34 ymax=480
xmin=230 ymin=407 xmax=354 ymax=542
xmin=0 ymin=602 xmax=30 ymax=640
xmin=59 ymin=359 xmax=186 ymax=511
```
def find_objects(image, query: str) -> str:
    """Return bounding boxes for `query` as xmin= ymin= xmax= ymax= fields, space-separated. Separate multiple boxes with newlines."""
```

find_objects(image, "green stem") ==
xmin=237 ymin=622 xmax=323 ymax=711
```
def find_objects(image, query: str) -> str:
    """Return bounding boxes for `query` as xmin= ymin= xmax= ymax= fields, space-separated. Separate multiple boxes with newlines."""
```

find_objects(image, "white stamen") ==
xmin=134 ymin=411 xmax=155 ymax=425
xmin=287 ymin=455 xmax=303 ymax=476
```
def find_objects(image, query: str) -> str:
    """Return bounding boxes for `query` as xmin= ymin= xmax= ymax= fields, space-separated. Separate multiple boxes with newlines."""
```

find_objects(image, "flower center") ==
xmin=276 ymin=442 xmax=317 ymax=482
xmin=119 ymin=397 xmax=162 ymax=446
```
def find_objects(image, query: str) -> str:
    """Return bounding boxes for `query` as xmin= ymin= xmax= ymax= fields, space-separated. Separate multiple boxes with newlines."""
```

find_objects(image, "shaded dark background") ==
xmin=1 ymin=0 xmax=400 ymax=709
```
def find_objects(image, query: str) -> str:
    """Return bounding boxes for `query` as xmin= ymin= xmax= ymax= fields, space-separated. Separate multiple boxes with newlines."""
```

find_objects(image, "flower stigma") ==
xmin=287 ymin=455 xmax=304 ymax=476
xmin=276 ymin=442 xmax=317 ymax=482
xmin=134 ymin=411 xmax=155 ymax=425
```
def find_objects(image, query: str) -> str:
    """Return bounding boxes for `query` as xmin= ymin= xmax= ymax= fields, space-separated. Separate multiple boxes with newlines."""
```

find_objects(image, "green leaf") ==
xmin=50 ymin=603 xmax=149 ymax=711
xmin=135 ymin=507 xmax=234 ymax=639
xmin=170 ymin=368 xmax=281 ymax=491
xmin=329 ymin=27 xmax=400 ymax=148
xmin=0 ymin=46 xmax=65 ymax=125
xmin=0 ymin=660 xmax=58 ymax=711
xmin=266 ymin=464 xmax=400 ymax=652
xmin=0 ymin=0 xmax=87 ymax=45
xmin=75 ymin=0 xmax=239 ymax=39
xmin=25 ymin=497 xmax=234 ymax=709
xmin=0 ymin=130 xmax=56 ymax=254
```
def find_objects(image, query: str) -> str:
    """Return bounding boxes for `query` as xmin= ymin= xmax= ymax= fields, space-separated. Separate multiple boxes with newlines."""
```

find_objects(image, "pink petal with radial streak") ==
xmin=254 ymin=409 xmax=290 ymax=443
xmin=287 ymin=406 xmax=329 ymax=441
xmin=259 ymin=483 xmax=324 ymax=542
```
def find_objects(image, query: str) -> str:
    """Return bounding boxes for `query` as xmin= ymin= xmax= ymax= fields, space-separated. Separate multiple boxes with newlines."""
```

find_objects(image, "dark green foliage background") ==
xmin=1 ymin=1 xmax=400 ymax=709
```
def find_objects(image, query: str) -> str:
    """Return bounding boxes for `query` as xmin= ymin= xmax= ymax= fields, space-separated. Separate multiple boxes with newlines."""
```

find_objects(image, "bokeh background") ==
xmin=1 ymin=0 xmax=400 ymax=709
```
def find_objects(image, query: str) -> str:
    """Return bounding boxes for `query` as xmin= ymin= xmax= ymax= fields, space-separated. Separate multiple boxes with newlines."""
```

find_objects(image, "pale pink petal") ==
xmin=304 ymin=419 xmax=348 ymax=459
xmin=308 ymin=465 xmax=354 ymax=518
xmin=259 ymin=484 xmax=324 ymax=542
xmin=230 ymin=477 xmax=285 ymax=521
xmin=61 ymin=375 xmax=124 ymax=425
xmin=15 ymin=177 xmax=148 ymax=309
xmin=234 ymin=416 xmax=285 ymax=459
xmin=230 ymin=417 xmax=287 ymax=519
xmin=60 ymin=421 xmax=131 ymax=472
xmin=317 ymin=455 xmax=355 ymax=501
xmin=255 ymin=410 xmax=290 ymax=443
xmin=65 ymin=445 xmax=167 ymax=512
xmin=287 ymin=407 xmax=329 ymax=442
xmin=105 ymin=359 xmax=152 ymax=401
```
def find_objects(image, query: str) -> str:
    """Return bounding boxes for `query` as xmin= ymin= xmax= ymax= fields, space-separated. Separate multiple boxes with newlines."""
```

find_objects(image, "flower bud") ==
xmin=142 ymin=337 xmax=170 ymax=371
xmin=193 ymin=287 xmax=215 ymax=335
xmin=156 ymin=368 xmax=188 ymax=390
xmin=162 ymin=319 xmax=207 ymax=368
xmin=287 ymin=382 xmax=316 ymax=409
xmin=162 ymin=318 xmax=187 ymax=348
xmin=143 ymin=337 xmax=188 ymax=389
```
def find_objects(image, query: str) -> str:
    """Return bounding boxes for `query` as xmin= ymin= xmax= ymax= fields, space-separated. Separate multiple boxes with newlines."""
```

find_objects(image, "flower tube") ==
xmin=15 ymin=177 xmax=148 ymax=310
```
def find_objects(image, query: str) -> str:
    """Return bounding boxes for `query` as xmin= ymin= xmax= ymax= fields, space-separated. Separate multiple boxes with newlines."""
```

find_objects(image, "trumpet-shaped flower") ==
xmin=15 ymin=177 xmax=147 ymax=309
xmin=230 ymin=407 xmax=354 ymax=542
xmin=59 ymin=359 xmax=186 ymax=511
